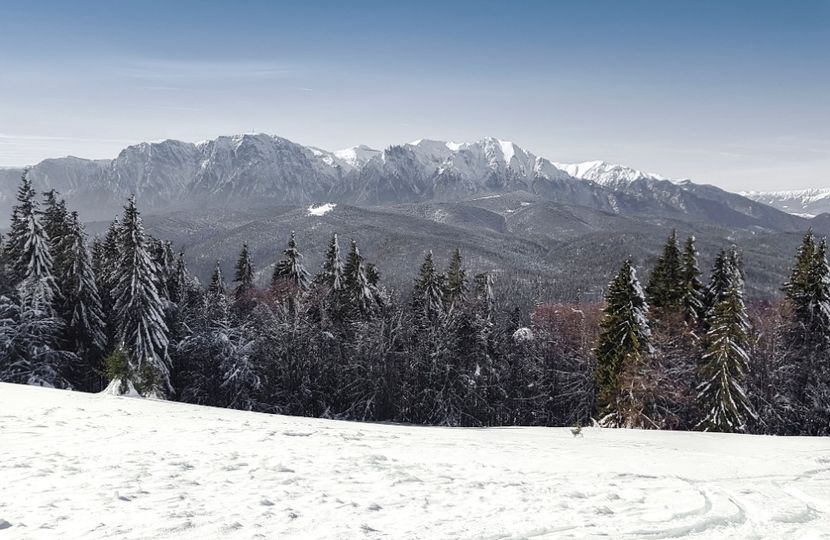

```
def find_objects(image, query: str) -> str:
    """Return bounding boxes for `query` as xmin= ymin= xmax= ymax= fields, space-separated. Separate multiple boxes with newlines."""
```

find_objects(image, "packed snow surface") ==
xmin=2 ymin=383 xmax=830 ymax=539
xmin=307 ymin=202 xmax=336 ymax=216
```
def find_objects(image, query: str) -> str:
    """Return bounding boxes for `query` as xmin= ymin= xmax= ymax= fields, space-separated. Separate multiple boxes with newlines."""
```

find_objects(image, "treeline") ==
xmin=0 ymin=172 xmax=827 ymax=435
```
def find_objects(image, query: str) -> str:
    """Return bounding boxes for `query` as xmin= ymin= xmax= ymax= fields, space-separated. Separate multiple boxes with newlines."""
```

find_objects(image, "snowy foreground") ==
xmin=1 ymin=384 xmax=829 ymax=540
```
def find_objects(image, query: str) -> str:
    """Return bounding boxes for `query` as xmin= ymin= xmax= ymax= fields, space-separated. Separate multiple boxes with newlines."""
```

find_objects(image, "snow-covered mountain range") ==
xmin=741 ymin=188 xmax=830 ymax=218
xmin=0 ymin=134 xmax=806 ymax=232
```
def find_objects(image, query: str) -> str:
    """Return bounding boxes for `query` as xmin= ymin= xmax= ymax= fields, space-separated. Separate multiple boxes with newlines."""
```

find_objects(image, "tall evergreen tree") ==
xmin=111 ymin=197 xmax=171 ymax=397
xmin=59 ymin=212 xmax=107 ymax=389
xmin=272 ymin=231 xmax=310 ymax=291
xmin=444 ymin=248 xmax=468 ymax=309
xmin=705 ymin=248 xmax=742 ymax=319
xmin=4 ymin=171 xmax=37 ymax=284
xmin=680 ymin=235 xmax=706 ymax=324
xmin=233 ymin=243 xmax=255 ymax=299
xmin=208 ymin=260 xmax=226 ymax=296
xmin=594 ymin=259 xmax=651 ymax=425
xmin=342 ymin=240 xmax=376 ymax=318
xmin=645 ymin=230 xmax=683 ymax=312
xmin=781 ymin=231 xmax=830 ymax=433
xmin=15 ymin=189 xmax=60 ymax=314
xmin=412 ymin=251 xmax=445 ymax=325
xmin=41 ymin=190 xmax=72 ymax=282
xmin=697 ymin=250 xmax=755 ymax=432
xmin=318 ymin=233 xmax=344 ymax=291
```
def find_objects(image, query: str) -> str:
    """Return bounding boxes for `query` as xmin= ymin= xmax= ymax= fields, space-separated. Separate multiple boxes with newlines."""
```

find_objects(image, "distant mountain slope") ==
xmin=742 ymin=188 xmax=830 ymax=218
xmin=0 ymin=134 xmax=809 ymax=233
xmin=125 ymin=196 xmax=809 ymax=302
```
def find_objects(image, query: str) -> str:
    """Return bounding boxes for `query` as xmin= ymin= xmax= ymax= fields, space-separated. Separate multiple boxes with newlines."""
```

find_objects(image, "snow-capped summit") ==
xmin=333 ymin=144 xmax=382 ymax=168
xmin=553 ymin=160 xmax=668 ymax=186
xmin=742 ymin=187 xmax=830 ymax=218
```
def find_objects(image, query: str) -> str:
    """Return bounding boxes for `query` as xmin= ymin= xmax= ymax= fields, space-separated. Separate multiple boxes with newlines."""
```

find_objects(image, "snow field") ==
xmin=1 ymin=383 xmax=829 ymax=539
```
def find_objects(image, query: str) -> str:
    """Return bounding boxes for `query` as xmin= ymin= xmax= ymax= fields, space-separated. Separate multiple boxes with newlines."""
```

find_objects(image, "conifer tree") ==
xmin=680 ymin=235 xmax=706 ymax=324
xmin=168 ymin=251 xmax=191 ymax=306
xmin=705 ymin=248 xmax=742 ymax=318
xmin=805 ymin=238 xmax=830 ymax=434
xmin=151 ymin=239 xmax=176 ymax=301
xmin=781 ymin=231 xmax=830 ymax=433
xmin=444 ymin=248 xmax=468 ymax=309
xmin=14 ymin=187 xmax=59 ymax=314
xmin=697 ymin=251 xmax=755 ymax=432
xmin=111 ymin=196 xmax=171 ymax=397
xmin=594 ymin=259 xmax=651 ymax=425
xmin=4 ymin=171 xmax=37 ymax=284
xmin=59 ymin=212 xmax=107 ymax=389
xmin=342 ymin=240 xmax=376 ymax=317
xmin=41 ymin=190 xmax=71 ymax=282
xmin=318 ymin=233 xmax=344 ymax=291
xmin=412 ymin=251 xmax=445 ymax=325
xmin=272 ymin=231 xmax=310 ymax=291
xmin=208 ymin=260 xmax=226 ymax=296
xmin=0 ymin=294 xmax=75 ymax=388
xmin=233 ymin=243 xmax=255 ymax=299
xmin=646 ymin=230 xmax=683 ymax=312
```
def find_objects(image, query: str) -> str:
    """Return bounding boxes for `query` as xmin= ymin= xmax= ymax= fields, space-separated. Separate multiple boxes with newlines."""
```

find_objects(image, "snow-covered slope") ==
xmin=2 ymin=382 xmax=829 ymax=539
xmin=742 ymin=188 xmax=830 ymax=218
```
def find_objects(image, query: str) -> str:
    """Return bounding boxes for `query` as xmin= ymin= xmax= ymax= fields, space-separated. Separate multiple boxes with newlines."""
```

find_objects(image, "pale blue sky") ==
xmin=1 ymin=0 xmax=828 ymax=190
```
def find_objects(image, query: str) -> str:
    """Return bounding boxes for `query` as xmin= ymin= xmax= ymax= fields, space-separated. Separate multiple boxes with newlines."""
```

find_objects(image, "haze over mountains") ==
xmin=0 ymin=133 xmax=822 ymax=300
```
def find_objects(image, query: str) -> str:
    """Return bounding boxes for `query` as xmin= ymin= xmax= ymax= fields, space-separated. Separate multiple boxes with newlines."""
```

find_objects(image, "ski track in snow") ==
xmin=1 ymin=384 xmax=829 ymax=539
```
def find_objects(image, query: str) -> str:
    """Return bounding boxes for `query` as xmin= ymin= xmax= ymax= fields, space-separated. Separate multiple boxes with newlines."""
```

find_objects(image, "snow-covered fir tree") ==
xmin=697 ymin=248 xmax=755 ymax=433
xmin=412 ymin=251 xmax=445 ymax=326
xmin=318 ymin=233 xmax=344 ymax=291
xmin=646 ymin=230 xmax=683 ymax=312
xmin=14 ymin=188 xmax=60 ymax=314
xmin=0 ymin=293 xmax=76 ymax=388
xmin=208 ymin=260 xmax=226 ymax=296
xmin=444 ymin=248 xmax=468 ymax=309
xmin=41 ymin=190 xmax=72 ymax=282
xmin=342 ymin=240 xmax=378 ymax=318
xmin=111 ymin=196 xmax=171 ymax=397
xmin=59 ymin=212 xmax=107 ymax=389
xmin=272 ymin=231 xmax=310 ymax=291
xmin=680 ymin=235 xmax=706 ymax=324
xmin=594 ymin=259 xmax=651 ymax=426
xmin=781 ymin=232 xmax=830 ymax=434
xmin=233 ymin=243 xmax=255 ymax=299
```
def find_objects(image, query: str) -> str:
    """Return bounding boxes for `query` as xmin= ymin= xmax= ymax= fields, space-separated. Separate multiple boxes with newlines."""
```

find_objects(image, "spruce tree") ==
xmin=233 ymin=243 xmax=255 ymax=299
xmin=4 ymin=171 xmax=38 ymax=284
xmin=412 ymin=251 xmax=445 ymax=325
xmin=697 ymin=251 xmax=755 ymax=432
xmin=781 ymin=232 xmax=830 ymax=433
xmin=208 ymin=260 xmax=226 ymax=296
xmin=15 ymin=189 xmax=60 ymax=314
xmin=111 ymin=196 xmax=171 ymax=397
xmin=705 ymin=248 xmax=742 ymax=319
xmin=60 ymin=212 xmax=107 ymax=389
xmin=318 ymin=233 xmax=344 ymax=291
xmin=594 ymin=259 xmax=651 ymax=425
xmin=272 ymin=231 xmax=310 ymax=291
xmin=41 ymin=190 xmax=72 ymax=282
xmin=342 ymin=240 xmax=375 ymax=318
xmin=805 ymin=238 xmax=830 ymax=434
xmin=444 ymin=248 xmax=468 ymax=309
xmin=645 ymin=230 xmax=683 ymax=312
xmin=680 ymin=235 xmax=706 ymax=324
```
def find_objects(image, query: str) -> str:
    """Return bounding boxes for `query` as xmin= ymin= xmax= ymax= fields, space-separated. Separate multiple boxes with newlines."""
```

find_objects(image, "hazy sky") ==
xmin=1 ymin=0 xmax=828 ymax=191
